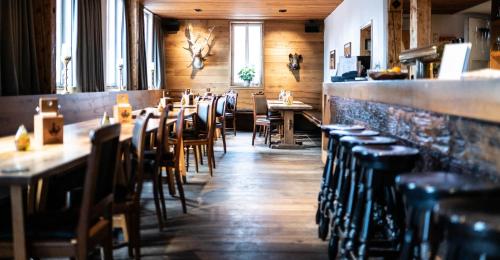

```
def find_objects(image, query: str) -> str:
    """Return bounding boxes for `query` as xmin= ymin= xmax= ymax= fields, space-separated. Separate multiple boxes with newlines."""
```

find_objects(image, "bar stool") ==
xmin=342 ymin=145 xmax=419 ymax=260
xmin=434 ymin=197 xmax=500 ymax=259
xmin=318 ymin=129 xmax=379 ymax=240
xmin=316 ymin=124 xmax=365 ymax=225
xmin=396 ymin=172 xmax=500 ymax=260
xmin=328 ymin=136 xmax=397 ymax=257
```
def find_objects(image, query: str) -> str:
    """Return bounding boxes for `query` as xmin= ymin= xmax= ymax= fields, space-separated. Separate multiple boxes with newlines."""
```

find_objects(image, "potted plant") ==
xmin=238 ymin=66 xmax=255 ymax=87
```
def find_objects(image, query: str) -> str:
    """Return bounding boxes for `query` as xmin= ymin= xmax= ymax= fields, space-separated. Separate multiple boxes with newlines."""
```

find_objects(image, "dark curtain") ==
xmin=137 ymin=5 xmax=148 ymax=90
xmin=76 ymin=0 xmax=105 ymax=92
xmin=0 ymin=0 xmax=40 ymax=96
xmin=152 ymin=14 xmax=165 ymax=89
xmin=124 ymin=0 xmax=133 ymax=90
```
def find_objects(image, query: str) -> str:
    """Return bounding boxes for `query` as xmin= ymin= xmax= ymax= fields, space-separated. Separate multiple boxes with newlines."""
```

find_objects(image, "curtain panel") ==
xmin=124 ymin=0 xmax=133 ymax=90
xmin=0 ymin=0 xmax=40 ymax=96
xmin=76 ymin=0 xmax=105 ymax=92
xmin=137 ymin=5 xmax=148 ymax=90
xmin=152 ymin=14 xmax=165 ymax=89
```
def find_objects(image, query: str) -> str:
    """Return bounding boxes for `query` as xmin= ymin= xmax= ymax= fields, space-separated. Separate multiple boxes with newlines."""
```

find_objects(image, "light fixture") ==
xmin=279 ymin=9 xmax=287 ymax=13
xmin=194 ymin=8 xmax=202 ymax=12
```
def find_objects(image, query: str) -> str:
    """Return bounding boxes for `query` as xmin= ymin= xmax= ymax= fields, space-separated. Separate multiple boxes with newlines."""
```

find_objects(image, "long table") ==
xmin=267 ymin=100 xmax=313 ymax=149
xmin=0 ymin=108 xmax=194 ymax=259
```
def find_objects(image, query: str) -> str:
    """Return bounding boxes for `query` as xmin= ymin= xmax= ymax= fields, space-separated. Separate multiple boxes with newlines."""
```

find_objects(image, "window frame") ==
xmin=229 ymin=21 xmax=264 ymax=89
xmin=143 ymin=9 xmax=155 ymax=89
xmin=55 ymin=0 xmax=77 ymax=91
xmin=104 ymin=0 xmax=128 ymax=90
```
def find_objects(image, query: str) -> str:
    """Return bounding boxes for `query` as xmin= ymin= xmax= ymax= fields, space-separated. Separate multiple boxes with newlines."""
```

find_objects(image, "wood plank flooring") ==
xmin=114 ymin=132 xmax=326 ymax=259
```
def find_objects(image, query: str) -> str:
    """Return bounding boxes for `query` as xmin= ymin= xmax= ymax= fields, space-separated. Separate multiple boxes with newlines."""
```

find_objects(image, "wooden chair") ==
xmin=215 ymin=96 xmax=227 ymax=154
xmin=113 ymin=112 xmax=152 ymax=260
xmin=184 ymin=98 xmax=217 ymax=177
xmin=145 ymin=107 xmax=188 ymax=223
xmin=0 ymin=123 xmax=121 ymax=260
xmin=252 ymin=93 xmax=283 ymax=147
xmin=225 ymin=91 xmax=238 ymax=136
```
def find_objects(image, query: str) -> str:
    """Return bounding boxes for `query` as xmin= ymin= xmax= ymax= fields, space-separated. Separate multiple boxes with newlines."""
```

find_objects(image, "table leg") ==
xmin=283 ymin=111 xmax=295 ymax=145
xmin=10 ymin=185 xmax=27 ymax=260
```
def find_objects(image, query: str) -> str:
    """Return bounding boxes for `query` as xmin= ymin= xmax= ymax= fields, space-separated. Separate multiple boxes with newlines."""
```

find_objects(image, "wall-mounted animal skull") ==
xmin=183 ymin=24 xmax=215 ymax=70
xmin=288 ymin=53 xmax=303 ymax=70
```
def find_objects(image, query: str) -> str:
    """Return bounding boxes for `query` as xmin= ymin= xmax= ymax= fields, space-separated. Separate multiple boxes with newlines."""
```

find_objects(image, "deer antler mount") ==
xmin=183 ymin=24 xmax=216 ymax=70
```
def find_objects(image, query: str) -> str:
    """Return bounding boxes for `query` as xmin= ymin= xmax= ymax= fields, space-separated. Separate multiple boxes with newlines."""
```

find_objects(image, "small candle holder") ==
xmin=63 ymin=56 xmax=72 ymax=94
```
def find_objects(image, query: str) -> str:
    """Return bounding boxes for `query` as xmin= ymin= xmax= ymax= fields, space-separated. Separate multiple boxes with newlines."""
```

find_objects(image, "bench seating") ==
xmin=302 ymin=110 xmax=322 ymax=127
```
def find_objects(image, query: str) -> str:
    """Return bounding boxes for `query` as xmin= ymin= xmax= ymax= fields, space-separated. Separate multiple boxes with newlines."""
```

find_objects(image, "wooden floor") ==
xmin=114 ymin=132 xmax=326 ymax=259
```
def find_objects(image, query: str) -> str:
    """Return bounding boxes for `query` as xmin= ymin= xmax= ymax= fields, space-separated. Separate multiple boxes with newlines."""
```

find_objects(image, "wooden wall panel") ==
xmin=0 ymin=90 xmax=163 ymax=137
xmin=33 ymin=0 xmax=56 ymax=94
xmin=164 ymin=20 xmax=324 ymax=110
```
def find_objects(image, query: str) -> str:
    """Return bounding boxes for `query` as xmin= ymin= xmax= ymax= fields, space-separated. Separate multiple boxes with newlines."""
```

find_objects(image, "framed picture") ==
xmin=344 ymin=42 xmax=352 ymax=58
xmin=329 ymin=50 xmax=336 ymax=69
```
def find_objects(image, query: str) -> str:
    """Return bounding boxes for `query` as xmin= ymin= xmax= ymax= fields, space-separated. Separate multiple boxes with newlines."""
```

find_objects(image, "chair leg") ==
xmin=252 ymin=123 xmax=257 ymax=146
xmin=133 ymin=210 xmax=141 ymax=260
xmin=151 ymin=170 xmax=164 ymax=230
xmin=207 ymin=144 xmax=214 ymax=177
xmin=210 ymin=144 xmax=216 ymax=169
xmin=174 ymin=166 xmax=187 ymax=213
xmin=185 ymin=146 xmax=190 ymax=172
xmin=233 ymin=116 xmax=237 ymax=136
xmin=157 ymin=168 xmax=167 ymax=221
xmin=268 ymin=125 xmax=272 ymax=148
xmin=102 ymin=222 xmax=113 ymax=260
xmin=125 ymin=212 xmax=134 ymax=257
xmin=222 ymin=121 xmax=227 ymax=153
xmin=197 ymin=145 xmax=203 ymax=165
xmin=166 ymin=167 xmax=176 ymax=196
xmin=193 ymin=145 xmax=199 ymax=173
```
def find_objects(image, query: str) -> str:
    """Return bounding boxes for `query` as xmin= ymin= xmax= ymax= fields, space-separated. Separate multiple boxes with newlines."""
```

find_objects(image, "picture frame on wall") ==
xmin=330 ymin=50 xmax=336 ymax=69
xmin=344 ymin=42 xmax=352 ymax=58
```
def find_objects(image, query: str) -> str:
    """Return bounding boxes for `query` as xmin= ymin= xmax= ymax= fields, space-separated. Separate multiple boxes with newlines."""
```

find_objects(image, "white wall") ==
xmin=323 ymin=0 xmax=388 ymax=82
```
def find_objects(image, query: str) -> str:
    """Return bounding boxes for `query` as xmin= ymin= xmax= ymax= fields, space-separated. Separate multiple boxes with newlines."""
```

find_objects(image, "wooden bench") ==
xmin=302 ymin=110 xmax=322 ymax=127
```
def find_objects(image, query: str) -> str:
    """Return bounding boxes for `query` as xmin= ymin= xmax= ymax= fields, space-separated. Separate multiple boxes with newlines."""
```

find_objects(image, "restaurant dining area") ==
xmin=1 ymin=0 xmax=500 ymax=259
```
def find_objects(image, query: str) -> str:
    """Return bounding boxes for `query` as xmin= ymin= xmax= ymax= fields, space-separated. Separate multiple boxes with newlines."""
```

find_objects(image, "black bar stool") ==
xmin=328 ymin=136 xmax=397 ymax=258
xmin=396 ymin=172 xmax=500 ymax=260
xmin=342 ymin=145 xmax=419 ymax=260
xmin=316 ymin=125 xmax=365 ymax=225
xmin=318 ymin=129 xmax=379 ymax=240
xmin=434 ymin=197 xmax=500 ymax=259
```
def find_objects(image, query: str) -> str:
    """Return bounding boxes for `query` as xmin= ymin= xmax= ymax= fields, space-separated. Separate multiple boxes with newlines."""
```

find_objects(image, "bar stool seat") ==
xmin=397 ymin=172 xmax=500 ymax=200
xmin=396 ymin=172 xmax=500 ymax=260
xmin=435 ymin=198 xmax=500 ymax=258
xmin=352 ymin=145 xmax=419 ymax=171
xmin=321 ymin=124 xmax=365 ymax=133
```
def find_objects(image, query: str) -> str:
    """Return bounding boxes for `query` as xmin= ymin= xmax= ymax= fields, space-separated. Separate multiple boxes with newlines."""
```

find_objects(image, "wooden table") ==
xmin=0 ymin=108 xmax=194 ymax=260
xmin=267 ymin=100 xmax=313 ymax=149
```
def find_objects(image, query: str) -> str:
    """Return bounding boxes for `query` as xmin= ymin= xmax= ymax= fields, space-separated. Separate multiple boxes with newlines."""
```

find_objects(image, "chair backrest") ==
xmin=226 ymin=92 xmax=238 ymax=114
xmin=196 ymin=101 xmax=211 ymax=132
xmin=252 ymin=92 xmax=268 ymax=117
xmin=130 ymin=112 xmax=153 ymax=203
xmin=155 ymin=104 xmax=173 ymax=163
xmin=77 ymin=123 xmax=121 ymax=243
xmin=216 ymin=96 xmax=226 ymax=117
xmin=173 ymin=107 xmax=185 ymax=165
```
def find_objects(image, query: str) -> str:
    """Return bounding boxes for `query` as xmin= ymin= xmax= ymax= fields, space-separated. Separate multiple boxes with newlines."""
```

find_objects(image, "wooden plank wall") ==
xmin=164 ymin=20 xmax=324 ymax=110
xmin=0 ymin=90 xmax=163 ymax=137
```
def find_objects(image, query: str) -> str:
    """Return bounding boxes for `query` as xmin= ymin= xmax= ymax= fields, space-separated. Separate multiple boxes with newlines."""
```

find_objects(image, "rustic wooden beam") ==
xmin=410 ymin=0 xmax=432 ymax=48
xmin=33 ymin=0 xmax=56 ymax=94
xmin=126 ymin=0 xmax=140 ymax=90
xmin=388 ymin=0 xmax=403 ymax=67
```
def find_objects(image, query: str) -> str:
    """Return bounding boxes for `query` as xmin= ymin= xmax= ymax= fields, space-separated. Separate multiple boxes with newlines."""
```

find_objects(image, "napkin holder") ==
xmin=113 ymin=94 xmax=132 ymax=123
xmin=181 ymin=94 xmax=194 ymax=106
xmin=34 ymin=98 xmax=64 ymax=146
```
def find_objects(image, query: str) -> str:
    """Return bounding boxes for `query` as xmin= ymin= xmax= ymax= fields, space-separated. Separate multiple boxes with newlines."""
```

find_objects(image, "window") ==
xmin=56 ymin=0 xmax=77 ymax=89
xmin=105 ymin=0 xmax=127 ymax=89
xmin=143 ymin=9 xmax=154 ymax=89
xmin=231 ymin=22 xmax=263 ymax=87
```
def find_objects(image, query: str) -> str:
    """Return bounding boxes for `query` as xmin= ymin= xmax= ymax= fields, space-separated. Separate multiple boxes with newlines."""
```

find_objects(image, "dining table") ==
xmin=0 ymin=107 xmax=194 ymax=260
xmin=267 ymin=100 xmax=313 ymax=149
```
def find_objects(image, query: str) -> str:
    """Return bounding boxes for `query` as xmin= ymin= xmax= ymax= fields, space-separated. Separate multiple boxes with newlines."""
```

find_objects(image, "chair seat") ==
xmin=144 ymin=149 xmax=175 ymax=164
xmin=329 ymin=129 xmax=379 ymax=140
xmin=0 ymin=208 xmax=80 ymax=241
xmin=396 ymin=172 xmax=500 ymax=200
xmin=340 ymin=136 xmax=396 ymax=148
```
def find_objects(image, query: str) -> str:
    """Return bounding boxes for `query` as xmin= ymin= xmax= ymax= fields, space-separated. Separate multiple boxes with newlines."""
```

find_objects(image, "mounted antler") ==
xmin=183 ymin=24 xmax=216 ymax=70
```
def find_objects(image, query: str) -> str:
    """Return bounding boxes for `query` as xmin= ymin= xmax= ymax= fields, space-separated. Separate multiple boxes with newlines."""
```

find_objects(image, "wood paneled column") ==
xmin=410 ymin=0 xmax=432 ymax=48
xmin=126 ymin=0 xmax=140 ymax=90
xmin=388 ymin=0 xmax=403 ymax=67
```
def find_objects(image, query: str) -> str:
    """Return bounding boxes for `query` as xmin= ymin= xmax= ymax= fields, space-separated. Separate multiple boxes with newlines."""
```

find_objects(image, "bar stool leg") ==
xmin=358 ymin=168 xmax=375 ymax=260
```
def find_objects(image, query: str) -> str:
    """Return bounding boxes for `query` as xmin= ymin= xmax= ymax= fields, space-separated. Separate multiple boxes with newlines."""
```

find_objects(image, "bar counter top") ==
xmin=323 ymin=79 xmax=500 ymax=123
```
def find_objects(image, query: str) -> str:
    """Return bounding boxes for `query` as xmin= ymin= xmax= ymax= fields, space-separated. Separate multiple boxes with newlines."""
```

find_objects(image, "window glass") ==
xmin=231 ymin=22 xmax=263 ymax=87
xmin=56 ymin=0 xmax=77 ymax=89
xmin=105 ymin=0 xmax=127 ymax=89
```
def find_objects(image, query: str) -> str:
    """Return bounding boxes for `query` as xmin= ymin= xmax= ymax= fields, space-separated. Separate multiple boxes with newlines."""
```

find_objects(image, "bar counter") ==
xmin=322 ymin=79 xmax=500 ymax=177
